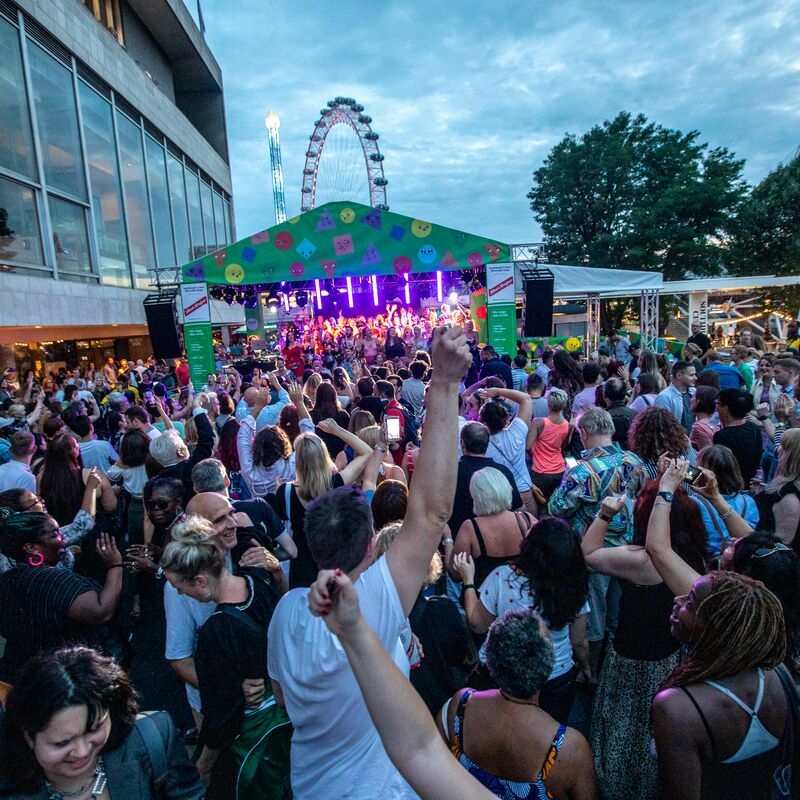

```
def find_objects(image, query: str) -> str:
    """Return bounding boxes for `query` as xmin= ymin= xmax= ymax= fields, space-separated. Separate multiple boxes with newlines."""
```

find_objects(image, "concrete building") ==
xmin=0 ymin=0 xmax=234 ymax=373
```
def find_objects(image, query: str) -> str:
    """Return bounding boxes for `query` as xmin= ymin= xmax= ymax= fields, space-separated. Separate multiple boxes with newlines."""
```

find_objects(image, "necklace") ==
xmin=46 ymin=757 xmax=107 ymax=800
xmin=499 ymin=690 xmax=539 ymax=707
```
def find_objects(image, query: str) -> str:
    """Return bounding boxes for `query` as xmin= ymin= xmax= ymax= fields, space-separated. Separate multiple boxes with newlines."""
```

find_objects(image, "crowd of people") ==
xmin=0 ymin=315 xmax=799 ymax=800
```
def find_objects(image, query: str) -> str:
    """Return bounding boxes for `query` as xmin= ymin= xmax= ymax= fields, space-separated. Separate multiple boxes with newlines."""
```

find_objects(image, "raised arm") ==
xmin=386 ymin=327 xmax=472 ymax=615
xmin=286 ymin=382 xmax=311 ymax=422
xmin=482 ymin=386 xmax=533 ymax=426
xmin=691 ymin=467 xmax=755 ymax=540
xmin=309 ymin=570 xmax=496 ymax=800
xmin=67 ymin=533 xmax=123 ymax=625
xmin=153 ymin=395 xmax=175 ymax=430
xmin=644 ymin=461 xmax=700 ymax=597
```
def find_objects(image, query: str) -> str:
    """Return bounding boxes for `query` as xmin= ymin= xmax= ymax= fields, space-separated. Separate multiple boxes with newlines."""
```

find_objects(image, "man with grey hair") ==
xmin=447 ymin=421 xmax=522 ymax=538
xmin=548 ymin=405 xmax=644 ymax=676
xmin=190 ymin=457 xmax=296 ymax=560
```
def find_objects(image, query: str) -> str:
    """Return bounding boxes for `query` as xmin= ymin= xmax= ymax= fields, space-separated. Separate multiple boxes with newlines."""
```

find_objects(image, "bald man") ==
xmin=235 ymin=386 xmax=261 ymax=420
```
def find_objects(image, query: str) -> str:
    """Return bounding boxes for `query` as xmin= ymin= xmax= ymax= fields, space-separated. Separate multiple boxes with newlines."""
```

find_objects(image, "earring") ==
xmin=28 ymin=552 xmax=45 ymax=567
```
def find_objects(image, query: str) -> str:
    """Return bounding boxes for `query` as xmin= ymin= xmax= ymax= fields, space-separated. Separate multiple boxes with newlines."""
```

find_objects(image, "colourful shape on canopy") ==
xmin=320 ymin=260 xmax=337 ymax=279
xmin=212 ymin=250 xmax=227 ymax=267
xmin=296 ymin=238 xmax=316 ymax=259
xmin=393 ymin=256 xmax=412 ymax=276
xmin=362 ymin=242 xmax=382 ymax=265
xmin=440 ymin=250 xmax=458 ymax=268
xmin=316 ymin=209 xmax=337 ymax=232
xmin=360 ymin=208 xmax=382 ymax=230
xmin=180 ymin=201 xmax=510 ymax=286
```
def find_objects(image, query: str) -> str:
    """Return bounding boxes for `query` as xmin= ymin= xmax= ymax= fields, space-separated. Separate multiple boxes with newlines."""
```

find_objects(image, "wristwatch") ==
xmin=657 ymin=491 xmax=675 ymax=502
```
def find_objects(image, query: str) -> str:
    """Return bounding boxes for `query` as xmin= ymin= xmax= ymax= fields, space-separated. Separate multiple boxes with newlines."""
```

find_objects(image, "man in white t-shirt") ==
xmin=267 ymin=326 xmax=472 ymax=800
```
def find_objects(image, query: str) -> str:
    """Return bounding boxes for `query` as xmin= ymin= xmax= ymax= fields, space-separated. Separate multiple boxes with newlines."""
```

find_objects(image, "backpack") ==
xmin=399 ymin=406 xmax=420 ymax=447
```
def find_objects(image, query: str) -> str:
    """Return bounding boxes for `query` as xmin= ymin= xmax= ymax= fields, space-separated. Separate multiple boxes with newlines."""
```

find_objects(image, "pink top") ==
xmin=532 ymin=418 xmax=570 ymax=475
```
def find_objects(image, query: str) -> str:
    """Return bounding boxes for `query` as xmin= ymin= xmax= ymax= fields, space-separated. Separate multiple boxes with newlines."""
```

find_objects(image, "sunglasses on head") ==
xmin=752 ymin=543 xmax=792 ymax=559
xmin=145 ymin=498 xmax=172 ymax=511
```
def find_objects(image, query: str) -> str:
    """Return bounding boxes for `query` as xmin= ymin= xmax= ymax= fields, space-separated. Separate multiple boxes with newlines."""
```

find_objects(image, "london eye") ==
xmin=301 ymin=97 xmax=388 ymax=212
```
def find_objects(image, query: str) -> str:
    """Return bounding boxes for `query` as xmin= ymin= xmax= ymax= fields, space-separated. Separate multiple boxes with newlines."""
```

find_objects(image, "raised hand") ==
xmin=600 ymin=493 xmax=626 ymax=518
xmin=308 ymin=569 xmax=362 ymax=638
xmin=452 ymin=551 xmax=476 ymax=584
xmin=659 ymin=458 xmax=688 ymax=494
xmin=96 ymin=532 xmax=123 ymax=567
xmin=429 ymin=325 xmax=471 ymax=382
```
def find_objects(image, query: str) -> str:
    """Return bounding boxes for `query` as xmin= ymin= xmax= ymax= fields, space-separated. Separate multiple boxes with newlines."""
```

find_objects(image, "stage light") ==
xmin=449 ymin=291 xmax=458 ymax=305
xmin=282 ymin=292 xmax=290 ymax=312
xmin=266 ymin=292 xmax=279 ymax=313
xmin=436 ymin=271 xmax=443 ymax=302
xmin=371 ymin=274 xmax=379 ymax=305
xmin=346 ymin=276 xmax=354 ymax=308
xmin=295 ymin=290 xmax=308 ymax=307
xmin=315 ymin=279 xmax=322 ymax=308
xmin=404 ymin=274 xmax=410 ymax=305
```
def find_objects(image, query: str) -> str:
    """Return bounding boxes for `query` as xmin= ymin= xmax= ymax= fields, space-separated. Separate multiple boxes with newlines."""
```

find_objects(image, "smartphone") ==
xmin=564 ymin=456 xmax=578 ymax=470
xmin=144 ymin=390 xmax=154 ymax=403
xmin=684 ymin=466 xmax=703 ymax=485
xmin=386 ymin=416 xmax=401 ymax=442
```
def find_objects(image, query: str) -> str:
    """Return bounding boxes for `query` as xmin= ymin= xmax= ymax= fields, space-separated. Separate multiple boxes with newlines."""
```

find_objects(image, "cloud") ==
xmin=196 ymin=0 xmax=800 ymax=246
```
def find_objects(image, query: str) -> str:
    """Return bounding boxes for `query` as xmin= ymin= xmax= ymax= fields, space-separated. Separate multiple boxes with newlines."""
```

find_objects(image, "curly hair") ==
xmin=252 ymin=425 xmax=292 ymax=469
xmin=512 ymin=517 xmax=589 ymax=630
xmin=278 ymin=404 xmax=302 ymax=444
xmin=0 ymin=646 xmax=138 ymax=793
xmin=628 ymin=406 xmax=690 ymax=463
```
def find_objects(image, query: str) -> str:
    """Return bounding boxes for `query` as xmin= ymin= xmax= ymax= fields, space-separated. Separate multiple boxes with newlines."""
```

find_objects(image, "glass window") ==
xmin=144 ymin=135 xmax=174 ymax=267
xmin=0 ymin=18 xmax=36 ymax=180
xmin=116 ymin=111 xmax=154 ymax=289
xmin=199 ymin=179 xmax=215 ymax=252
xmin=49 ymin=195 xmax=91 ymax=275
xmin=27 ymin=43 xmax=87 ymax=200
xmin=167 ymin=154 xmax=191 ymax=265
xmin=78 ymin=82 xmax=130 ymax=287
xmin=223 ymin=198 xmax=232 ymax=245
xmin=184 ymin=167 xmax=204 ymax=259
xmin=213 ymin=191 xmax=225 ymax=247
xmin=0 ymin=176 xmax=43 ymax=266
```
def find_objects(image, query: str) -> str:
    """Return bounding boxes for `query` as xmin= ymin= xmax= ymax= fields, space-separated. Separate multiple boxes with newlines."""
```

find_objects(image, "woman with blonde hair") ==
xmin=160 ymin=515 xmax=288 ymax=795
xmin=304 ymin=372 xmax=323 ymax=403
xmin=357 ymin=424 xmax=406 ymax=484
xmin=269 ymin=418 xmax=374 ymax=588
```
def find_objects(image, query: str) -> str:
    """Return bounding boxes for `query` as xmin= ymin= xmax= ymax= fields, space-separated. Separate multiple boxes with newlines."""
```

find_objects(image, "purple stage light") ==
xmin=371 ymin=274 xmax=379 ymax=305
xmin=282 ymin=292 xmax=290 ymax=312
xmin=404 ymin=274 xmax=410 ymax=304
xmin=436 ymin=271 xmax=443 ymax=302
xmin=315 ymin=279 xmax=322 ymax=308
xmin=346 ymin=276 xmax=354 ymax=308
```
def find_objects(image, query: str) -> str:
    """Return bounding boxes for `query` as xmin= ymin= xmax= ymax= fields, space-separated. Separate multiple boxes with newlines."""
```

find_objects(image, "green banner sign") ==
xmin=181 ymin=201 xmax=509 ymax=286
xmin=488 ymin=304 xmax=517 ymax=357
xmin=184 ymin=323 xmax=216 ymax=387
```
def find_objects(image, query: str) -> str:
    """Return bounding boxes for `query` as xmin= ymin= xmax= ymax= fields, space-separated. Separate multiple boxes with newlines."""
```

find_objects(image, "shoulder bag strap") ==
xmin=515 ymin=511 xmax=531 ymax=538
xmin=136 ymin=712 xmax=169 ymax=788
xmin=694 ymin=494 xmax=730 ymax=549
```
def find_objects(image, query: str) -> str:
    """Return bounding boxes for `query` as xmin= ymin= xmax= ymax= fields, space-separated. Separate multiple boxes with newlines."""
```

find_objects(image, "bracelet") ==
xmin=719 ymin=506 xmax=735 ymax=521
xmin=598 ymin=513 xmax=613 ymax=523
xmin=441 ymin=538 xmax=454 ymax=546
xmin=462 ymin=583 xmax=475 ymax=592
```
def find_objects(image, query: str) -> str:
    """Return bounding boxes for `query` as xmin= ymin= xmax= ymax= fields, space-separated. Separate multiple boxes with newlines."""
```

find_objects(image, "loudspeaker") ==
xmin=523 ymin=278 xmax=555 ymax=337
xmin=143 ymin=296 xmax=183 ymax=360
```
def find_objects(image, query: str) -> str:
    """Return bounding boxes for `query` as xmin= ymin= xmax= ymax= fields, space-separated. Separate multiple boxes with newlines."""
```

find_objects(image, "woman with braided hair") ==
xmin=652 ymin=570 xmax=794 ymax=800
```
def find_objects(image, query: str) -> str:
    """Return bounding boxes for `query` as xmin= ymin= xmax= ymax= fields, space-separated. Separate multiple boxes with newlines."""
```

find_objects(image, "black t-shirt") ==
xmin=409 ymin=593 xmax=474 ymax=715
xmin=233 ymin=498 xmax=284 ymax=549
xmin=356 ymin=395 xmax=384 ymax=423
xmin=268 ymin=474 xmax=344 ymax=589
xmin=311 ymin=409 xmax=351 ymax=459
xmin=713 ymin=422 xmax=763 ymax=485
xmin=447 ymin=455 xmax=523 ymax=538
xmin=687 ymin=332 xmax=713 ymax=355
xmin=0 ymin=566 xmax=102 ymax=680
xmin=195 ymin=569 xmax=282 ymax=749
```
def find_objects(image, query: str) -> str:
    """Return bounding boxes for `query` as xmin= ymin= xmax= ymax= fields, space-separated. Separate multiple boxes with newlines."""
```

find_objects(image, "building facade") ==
xmin=0 ymin=0 xmax=234 ymax=373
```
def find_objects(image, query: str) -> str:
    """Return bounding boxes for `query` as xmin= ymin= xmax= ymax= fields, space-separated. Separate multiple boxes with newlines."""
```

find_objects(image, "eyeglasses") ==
xmin=752 ymin=543 xmax=792 ymax=559
xmin=22 ymin=495 xmax=45 ymax=511
xmin=145 ymin=499 xmax=172 ymax=511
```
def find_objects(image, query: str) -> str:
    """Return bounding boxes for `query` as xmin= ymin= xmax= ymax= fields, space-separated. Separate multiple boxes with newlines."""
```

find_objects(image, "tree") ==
xmin=726 ymin=151 xmax=800 ymax=277
xmin=528 ymin=112 xmax=747 ymax=283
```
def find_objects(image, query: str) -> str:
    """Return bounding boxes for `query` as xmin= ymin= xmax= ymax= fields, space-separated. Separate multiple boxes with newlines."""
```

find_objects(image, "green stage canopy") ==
xmin=181 ymin=201 xmax=509 ymax=286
